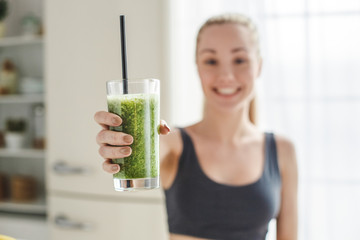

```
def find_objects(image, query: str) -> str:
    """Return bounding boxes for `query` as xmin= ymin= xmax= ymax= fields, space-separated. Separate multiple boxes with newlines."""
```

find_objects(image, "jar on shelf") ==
xmin=0 ymin=0 xmax=8 ymax=38
xmin=11 ymin=175 xmax=37 ymax=202
xmin=0 ymin=130 xmax=4 ymax=147
xmin=0 ymin=60 xmax=18 ymax=95
xmin=19 ymin=77 xmax=44 ymax=94
xmin=21 ymin=13 xmax=41 ymax=37
xmin=0 ymin=172 xmax=9 ymax=200
xmin=33 ymin=104 xmax=45 ymax=149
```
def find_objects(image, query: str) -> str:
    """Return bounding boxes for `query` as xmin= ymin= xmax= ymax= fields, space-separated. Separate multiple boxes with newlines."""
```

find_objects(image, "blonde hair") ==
xmin=196 ymin=13 xmax=260 ymax=125
xmin=196 ymin=13 xmax=261 ymax=59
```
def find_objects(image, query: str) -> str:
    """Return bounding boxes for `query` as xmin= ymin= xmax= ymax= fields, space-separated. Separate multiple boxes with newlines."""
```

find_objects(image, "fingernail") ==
xmin=120 ymin=147 xmax=131 ymax=155
xmin=112 ymin=165 xmax=119 ymax=171
xmin=112 ymin=117 xmax=120 ymax=125
xmin=124 ymin=135 xmax=133 ymax=144
xmin=164 ymin=122 xmax=171 ymax=132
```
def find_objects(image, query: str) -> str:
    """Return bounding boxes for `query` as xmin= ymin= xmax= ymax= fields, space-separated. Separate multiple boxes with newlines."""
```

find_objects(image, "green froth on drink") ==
xmin=107 ymin=93 xmax=160 ymax=179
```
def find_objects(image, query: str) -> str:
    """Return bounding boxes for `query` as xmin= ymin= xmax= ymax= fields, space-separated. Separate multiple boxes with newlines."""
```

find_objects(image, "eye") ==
xmin=234 ymin=58 xmax=245 ymax=64
xmin=204 ymin=59 xmax=217 ymax=65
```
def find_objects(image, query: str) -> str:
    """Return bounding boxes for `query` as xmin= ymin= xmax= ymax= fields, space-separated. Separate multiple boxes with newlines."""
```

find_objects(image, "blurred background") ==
xmin=0 ymin=0 xmax=359 ymax=239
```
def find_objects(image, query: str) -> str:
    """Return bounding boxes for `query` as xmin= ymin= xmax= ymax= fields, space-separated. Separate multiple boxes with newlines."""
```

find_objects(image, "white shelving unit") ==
xmin=0 ymin=197 xmax=46 ymax=215
xmin=0 ymin=93 xmax=44 ymax=104
xmin=0 ymin=4 xmax=46 ymax=224
xmin=0 ymin=148 xmax=45 ymax=159
xmin=0 ymin=2 xmax=48 ymax=239
xmin=0 ymin=36 xmax=43 ymax=47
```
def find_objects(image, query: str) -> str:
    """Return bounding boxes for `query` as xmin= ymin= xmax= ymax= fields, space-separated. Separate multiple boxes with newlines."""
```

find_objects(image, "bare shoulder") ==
xmin=273 ymin=134 xmax=298 ymax=176
xmin=273 ymin=134 xmax=298 ymax=238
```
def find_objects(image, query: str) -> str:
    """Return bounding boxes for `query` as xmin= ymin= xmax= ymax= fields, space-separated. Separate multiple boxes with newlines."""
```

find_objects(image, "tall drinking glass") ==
xmin=106 ymin=79 xmax=160 ymax=191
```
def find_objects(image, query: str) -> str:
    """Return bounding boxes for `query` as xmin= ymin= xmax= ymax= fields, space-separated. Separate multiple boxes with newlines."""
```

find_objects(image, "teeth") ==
xmin=216 ymin=88 xmax=238 ymax=95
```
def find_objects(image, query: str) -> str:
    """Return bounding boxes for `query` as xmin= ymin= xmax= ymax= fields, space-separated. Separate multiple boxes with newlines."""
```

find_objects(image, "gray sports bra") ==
xmin=164 ymin=128 xmax=282 ymax=240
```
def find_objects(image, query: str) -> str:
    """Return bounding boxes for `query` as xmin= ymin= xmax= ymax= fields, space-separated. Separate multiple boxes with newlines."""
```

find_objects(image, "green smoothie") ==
xmin=107 ymin=93 xmax=159 ymax=180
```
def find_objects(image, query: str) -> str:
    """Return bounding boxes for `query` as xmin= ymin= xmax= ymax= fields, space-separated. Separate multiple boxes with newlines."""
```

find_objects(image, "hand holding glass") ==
xmin=106 ymin=79 xmax=160 ymax=191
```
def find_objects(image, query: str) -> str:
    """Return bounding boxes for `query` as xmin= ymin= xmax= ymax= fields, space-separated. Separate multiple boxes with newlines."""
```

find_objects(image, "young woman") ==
xmin=95 ymin=14 xmax=298 ymax=240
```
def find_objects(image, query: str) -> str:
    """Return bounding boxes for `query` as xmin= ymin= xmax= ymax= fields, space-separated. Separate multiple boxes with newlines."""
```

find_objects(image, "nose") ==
xmin=218 ymin=65 xmax=235 ymax=83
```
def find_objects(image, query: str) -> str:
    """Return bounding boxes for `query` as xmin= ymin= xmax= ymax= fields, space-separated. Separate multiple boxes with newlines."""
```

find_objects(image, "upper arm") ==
xmin=160 ymin=128 xmax=183 ymax=189
xmin=275 ymin=135 xmax=298 ymax=240
xmin=160 ymin=128 xmax=182 ymax=164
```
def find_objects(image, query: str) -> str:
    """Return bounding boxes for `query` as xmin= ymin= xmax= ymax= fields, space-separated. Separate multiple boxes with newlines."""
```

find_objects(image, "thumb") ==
xmin=159 ymin=120 xmax=171 ymax=135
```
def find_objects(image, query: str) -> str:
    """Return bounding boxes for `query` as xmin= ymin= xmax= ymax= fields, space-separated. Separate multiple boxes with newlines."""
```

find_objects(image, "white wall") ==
xmin=45 ymin=0 xmax=170 ymax=123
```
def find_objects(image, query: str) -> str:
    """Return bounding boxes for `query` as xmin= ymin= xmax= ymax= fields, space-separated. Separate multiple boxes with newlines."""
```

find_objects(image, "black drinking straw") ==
xmin=120 ymin=15 xmax=128 ymax=94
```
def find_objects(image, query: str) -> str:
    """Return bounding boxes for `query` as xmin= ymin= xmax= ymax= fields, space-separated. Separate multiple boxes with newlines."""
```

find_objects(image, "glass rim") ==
xmin=106 ymin=78 xmax=159 ymax=84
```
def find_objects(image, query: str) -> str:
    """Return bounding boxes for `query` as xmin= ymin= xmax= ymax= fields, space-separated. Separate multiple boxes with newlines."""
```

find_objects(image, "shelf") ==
xmin=0 ymin=148 xmax=45 ymax=159
xmin=0 ymin=197 xmax=46 ymax=215
xmin=0 ymin=36 xmax=43 ymax=47
xmin=0 ymin=94 xmax=44 ymax=104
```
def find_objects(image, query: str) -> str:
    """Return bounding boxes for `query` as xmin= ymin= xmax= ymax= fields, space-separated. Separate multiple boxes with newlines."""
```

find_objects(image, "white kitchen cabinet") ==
xmin=48 ymin=195 xmax=168 ymax=240
xmin=45 ymin=0 xmax=168 ymax=239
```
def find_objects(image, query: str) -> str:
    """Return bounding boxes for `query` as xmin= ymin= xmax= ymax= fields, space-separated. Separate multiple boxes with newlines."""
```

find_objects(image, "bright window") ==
xmin=167 ymin=0 xmax=360 ymax=239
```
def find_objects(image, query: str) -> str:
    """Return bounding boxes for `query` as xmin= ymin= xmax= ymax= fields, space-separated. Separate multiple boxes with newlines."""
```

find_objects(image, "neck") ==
xmin=196 ymin=102 xmax=256 ymax=143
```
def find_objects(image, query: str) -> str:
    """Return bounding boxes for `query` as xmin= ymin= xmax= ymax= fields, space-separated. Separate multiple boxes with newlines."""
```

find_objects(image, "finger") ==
xmin=96 ymin=130 xmax=133 ymax=146
xmin=98 ymin=146 xmax=132 ymax=159
xmin=159 ymin=120 xmax=171 ymax=135
xmin=94 ymin=111 xmax=122 ymax=128
xmin=102 ymin=159 xmax=120 ymax=174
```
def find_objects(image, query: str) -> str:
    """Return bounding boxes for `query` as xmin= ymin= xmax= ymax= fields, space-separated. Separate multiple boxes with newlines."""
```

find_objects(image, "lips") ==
xmin=214 ymin=87 xmax=241 ymax=96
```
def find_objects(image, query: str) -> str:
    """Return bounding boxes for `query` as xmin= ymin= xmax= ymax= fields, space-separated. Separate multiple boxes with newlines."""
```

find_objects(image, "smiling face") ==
xmin=196 ymin=23 xmax=262 ymax=112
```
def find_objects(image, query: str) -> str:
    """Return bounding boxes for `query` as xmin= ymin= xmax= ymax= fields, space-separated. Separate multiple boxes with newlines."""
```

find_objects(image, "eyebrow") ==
xmin=199 ymin=47 xmax=248 ymax=54
xmin=199 ymin=48 xmax=216 ymax=54
xmin=232 ymin=47 xmax=247 ymax=53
